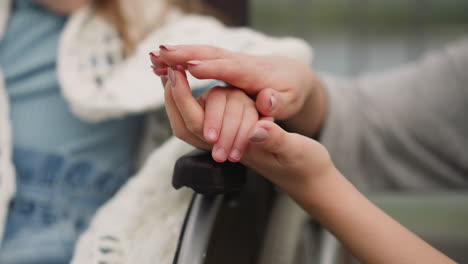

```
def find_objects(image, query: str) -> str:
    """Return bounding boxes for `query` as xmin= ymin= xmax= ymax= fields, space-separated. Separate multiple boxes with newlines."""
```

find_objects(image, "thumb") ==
xmin=243 ymin=120 xmax=312 ymax=184
xmin=255 ymin=88 xmax=278 ymax=117
xmin=256 ymin=88 xmax=296 ymax=120
xmin=248 ymin=120 xmax=300 ymax=159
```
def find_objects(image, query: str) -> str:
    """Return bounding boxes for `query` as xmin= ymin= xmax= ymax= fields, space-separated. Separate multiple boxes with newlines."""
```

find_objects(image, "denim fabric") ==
xmin=0 ymin=2 xmax=141 ymax=263
xmin=0 ymin=147 xmax=131 ymax=264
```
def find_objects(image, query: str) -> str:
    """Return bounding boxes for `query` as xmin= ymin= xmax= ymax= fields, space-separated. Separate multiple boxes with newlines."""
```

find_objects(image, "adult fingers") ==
xmin=184 ymin=59 xmax=268 ymax=95
xmin=255 ymin=88 xmax=297 ymax=119
xmin=150 ymin=51 xmax=169 ymax=76
xmin=163 ymin=75 xmax=210 ymax=150
xmin=169 ymin=66 xmax=204 ymax=138
xmin=158 ymin=44 xmax=239 ymax=67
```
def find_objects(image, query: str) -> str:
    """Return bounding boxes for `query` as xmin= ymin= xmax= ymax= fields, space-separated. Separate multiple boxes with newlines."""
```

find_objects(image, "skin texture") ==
xmin=151 ymin=45 xmax=327 ymax=161
xmin=154 ymin=45 xmax=327 ymax=138
xmin=33 ymin=0 xmax=92 ymax=14
xmin=151 ymin=45 xmax=455 ymax=264
xmin=160 ymin=65 xmax=260 ymax=162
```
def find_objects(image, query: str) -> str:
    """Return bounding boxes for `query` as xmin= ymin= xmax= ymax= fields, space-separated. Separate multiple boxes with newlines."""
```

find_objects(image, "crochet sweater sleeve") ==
xmin=59 ymin=11 xmax=313 ymax=122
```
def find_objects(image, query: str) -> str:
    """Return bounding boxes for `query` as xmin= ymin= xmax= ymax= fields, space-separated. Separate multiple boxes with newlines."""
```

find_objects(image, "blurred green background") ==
xmin=252 ymin=0 xmax=468 ymax=75
xmin=251 ymin=0 xmax=468 ymax=262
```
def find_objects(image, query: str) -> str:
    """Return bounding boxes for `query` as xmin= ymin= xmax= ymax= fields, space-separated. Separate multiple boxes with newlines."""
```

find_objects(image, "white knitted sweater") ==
xmin=0 ymin=0 xmax=313 ymax=262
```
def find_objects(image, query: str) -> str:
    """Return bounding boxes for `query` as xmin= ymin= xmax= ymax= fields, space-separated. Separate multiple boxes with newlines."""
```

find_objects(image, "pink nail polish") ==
xmin=250 ymin=127 xmax=268 ymax=142
xmin=187 ymin=60 xmax=203 ymax=66
xmin=159 ymin=45 xmax=177 ymax=51
xmin=168 ymin=67 xmax=176 ymax=87
xmin=150 ymin=51 xmax=160 ymax=57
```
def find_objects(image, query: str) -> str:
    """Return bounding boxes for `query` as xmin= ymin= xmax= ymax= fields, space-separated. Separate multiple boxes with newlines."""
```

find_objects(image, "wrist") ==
xmin=281 ymin=154 xmax=338 ymax=203
xmin=286 ymin=166 xmax=345 ymax=215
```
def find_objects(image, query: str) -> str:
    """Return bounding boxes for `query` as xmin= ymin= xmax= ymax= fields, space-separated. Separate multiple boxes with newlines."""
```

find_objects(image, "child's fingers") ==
xmin=228 ymin=104 xmax=259 ymax=162
xmin=203 ymin=88 xmax=227 ymax=143
xmin=169 ymin=66 xmax=204 ymax=137
xmin=211 ymin=95 xmax=244 ymax=163
xmin=163 ymin=76 xmax=210 ymax=150
xmin=158 ymin=44 xmax=239 ymax=66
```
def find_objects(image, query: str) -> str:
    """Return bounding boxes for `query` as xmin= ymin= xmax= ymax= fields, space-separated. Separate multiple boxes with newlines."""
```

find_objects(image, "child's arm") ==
xmin=154 ymin=54 xmax=455 ymax=264
xmin=244 ymin=121 xmax=455 ymax=264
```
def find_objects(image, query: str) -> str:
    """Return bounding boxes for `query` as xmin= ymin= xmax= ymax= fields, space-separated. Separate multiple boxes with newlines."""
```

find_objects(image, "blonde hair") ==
xmin=94 ymin=0 xmax=227 ymax=54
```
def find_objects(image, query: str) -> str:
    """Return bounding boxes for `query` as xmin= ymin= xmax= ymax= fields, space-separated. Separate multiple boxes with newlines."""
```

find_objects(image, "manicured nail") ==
xmin=161 ymin=75 xmax=168 ymax=88
xmin=168 ymin=67 xmax=176 ymax=87
xmin=229 ymin=149 xmax=242 ymax=162
xmin=213 ymin=148 xmax=227 ymax=162
xmin=151 ymin=65 xmax=168 ymax=78
xmin=159 ymin=45 xmax=177 ymax=51
xmin=187 ymin=60 xmax=204 ymax=66
xmin=250 ymin=127 xmax=269 ymax=142
xmin=206 ymin=128 xmax=218 ymax=141
xmin=150 ymin=51 xmax=160 ymax=57
xmin=270 ymin=94 xmax=277 ymax=112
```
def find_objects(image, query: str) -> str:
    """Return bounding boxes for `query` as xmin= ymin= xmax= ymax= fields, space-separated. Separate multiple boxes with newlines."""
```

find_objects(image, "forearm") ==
xmin=279 ymin=76 xmax=328 ymax=139
xmin=289 ymin=168 xmax=455 ymax=264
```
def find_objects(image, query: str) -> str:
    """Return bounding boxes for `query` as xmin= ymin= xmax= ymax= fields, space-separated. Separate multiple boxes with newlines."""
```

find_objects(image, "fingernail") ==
xmin=168 ymin=67 xmax=176 ymax=87
xmin=160 ymin=45 xmax=177 ymax=51
xmin=161 ymin=75 xmax=168 ymax=88
xmin=213 ymin=148 xmax=227 ymax=162
xmin=229 ymin=149 xmax=242 ymax=162
xmin=270 ymin=94 xmax=277 ymax=112
xmin=250 ymin=127 xmax=269 ymax=142
xmin=206 ymin=128 xmax=217 ymax=141
xmin=187 ymin=60 xmax=204 ymax=66
xmin=150 ymin=51 xmax=160 ymax=57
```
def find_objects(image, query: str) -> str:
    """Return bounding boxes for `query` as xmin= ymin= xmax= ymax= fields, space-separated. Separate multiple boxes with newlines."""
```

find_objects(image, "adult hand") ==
xmin=154 ymin=45 xmax=327 ymax=138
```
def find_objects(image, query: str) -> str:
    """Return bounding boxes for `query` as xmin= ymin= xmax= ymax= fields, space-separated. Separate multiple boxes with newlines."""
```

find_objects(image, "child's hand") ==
xmin=160 ymin=64 xmax=259 ymax=163
xmin=242 ymin=120 xmax=334 ymax=194
xmin=198 ymin=86 xmax=259 ymax=162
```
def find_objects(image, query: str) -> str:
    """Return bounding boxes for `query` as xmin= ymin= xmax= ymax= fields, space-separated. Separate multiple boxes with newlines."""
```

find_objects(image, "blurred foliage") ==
xmin=252 ymin=0 xmax=468 ymax=32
